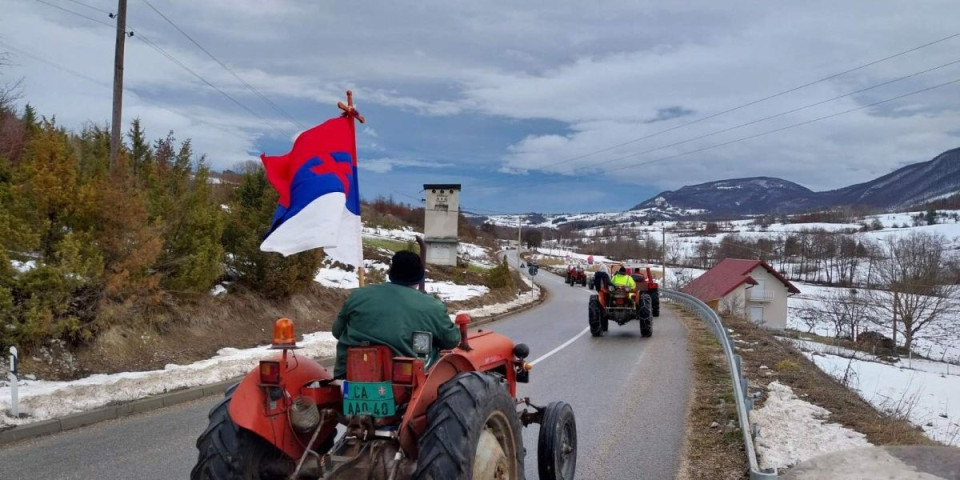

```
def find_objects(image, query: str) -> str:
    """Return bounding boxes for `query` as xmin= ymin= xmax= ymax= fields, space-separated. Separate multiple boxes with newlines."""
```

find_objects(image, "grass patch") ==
xmin=362 ymin=237 xmax=417 ymax=253
xmin=676 ymin=311 xmax=749 ymax=480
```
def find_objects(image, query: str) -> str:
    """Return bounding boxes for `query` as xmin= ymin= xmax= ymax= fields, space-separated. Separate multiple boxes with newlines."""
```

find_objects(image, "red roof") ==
xmin=681 ymin=258 xmax=800 ymax=303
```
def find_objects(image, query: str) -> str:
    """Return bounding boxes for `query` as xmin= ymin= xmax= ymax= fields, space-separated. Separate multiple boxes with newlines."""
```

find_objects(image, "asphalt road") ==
xmin=0 ymin=254 xmax=691 ymax=480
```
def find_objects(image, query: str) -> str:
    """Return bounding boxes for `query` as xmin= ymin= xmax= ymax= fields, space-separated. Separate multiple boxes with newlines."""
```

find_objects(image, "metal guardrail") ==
xmin=663 ymin=289 xmax=777 ymax=480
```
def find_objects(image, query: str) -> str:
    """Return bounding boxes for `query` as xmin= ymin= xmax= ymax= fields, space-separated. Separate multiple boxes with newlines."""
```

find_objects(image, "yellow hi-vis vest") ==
xmin=611 ymin=273 xmax=636 ymax=290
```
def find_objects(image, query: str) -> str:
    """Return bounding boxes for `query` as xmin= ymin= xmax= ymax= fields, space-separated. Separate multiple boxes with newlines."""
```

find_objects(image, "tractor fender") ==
xmin=227 ymin=353 xmax=335 ymax=461
xmin=398 ymin=331 xmax=517 ymax=459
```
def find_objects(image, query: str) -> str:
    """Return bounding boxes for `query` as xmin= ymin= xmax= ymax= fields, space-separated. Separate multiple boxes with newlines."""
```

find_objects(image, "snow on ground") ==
xmin=0 ymin=332 xmax=337 ymax=428
xmin=751 ymin=381 xmax=872 ymax=470
xmin=787 ymin=282 xmax=960 ymax=364
xmin=786 ymin=338 xmax=960 ymax=446
xmin=535 ymin=247 xmax=609 ymax=264
xmin=210 ymin=284 xmax=227 ymax=296
xmin=459 ymin=242 xmax=496 ymax=267
xmin=314 ymin=259 xmax=389 ymax=289
xmin=0 ymin=257 xmax=540 ymax=427
xmin=315 ymin=265 xmax=488 ymax=302
xmin=452 ymin=269 xmax=541 ymax=319
xmin=9 ymin=260 xmax=35 ymax=273
xmin=362 ymin=225 xmax=420 ymax=242
xmin=426 ymin=282 xmax=489 ymax=302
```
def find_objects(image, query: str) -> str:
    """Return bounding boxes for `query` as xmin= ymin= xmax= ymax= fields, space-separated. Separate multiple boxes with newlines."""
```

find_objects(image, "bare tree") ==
xmin=719 ymin=291 xmax=746 ymax=319
xmin=869 ymin=232 xmax=960 ymax=352
xmin=817 ymin=288 xmax=870 ymax=341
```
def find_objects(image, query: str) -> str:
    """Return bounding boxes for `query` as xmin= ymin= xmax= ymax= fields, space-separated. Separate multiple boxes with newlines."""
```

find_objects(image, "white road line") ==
xmin=529 ymin=327 xmax=590 ymax=366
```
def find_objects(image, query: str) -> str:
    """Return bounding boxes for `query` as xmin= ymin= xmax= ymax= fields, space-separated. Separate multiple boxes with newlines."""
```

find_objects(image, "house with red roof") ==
xmin=681 ymin=258 xmax=800 ymax=329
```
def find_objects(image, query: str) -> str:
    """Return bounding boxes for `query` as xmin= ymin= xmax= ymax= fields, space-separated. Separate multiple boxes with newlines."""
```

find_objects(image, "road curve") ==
xmin=0 ymin=256 xmax=691 ymax=480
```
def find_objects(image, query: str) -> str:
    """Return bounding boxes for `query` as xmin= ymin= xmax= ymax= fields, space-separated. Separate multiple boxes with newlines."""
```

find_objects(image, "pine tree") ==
xmin=223 ymin=168 xmax=323 ymax=298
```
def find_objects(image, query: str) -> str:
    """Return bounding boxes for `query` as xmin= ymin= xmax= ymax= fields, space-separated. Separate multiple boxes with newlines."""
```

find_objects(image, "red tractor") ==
xmin=565 ymin=265 xmax=587 ymax=287
xmin=191 ymin=315 xmax=577 ymax=480
xmin=588 ymin=266 xmax=659 ymax=338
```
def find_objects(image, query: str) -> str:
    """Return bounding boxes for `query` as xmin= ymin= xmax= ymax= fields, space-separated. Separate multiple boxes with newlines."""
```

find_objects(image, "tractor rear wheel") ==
xmin=414 ymin=372 xmax=524 ymax=480
xmin=191 ymin=395 xmax=294 ymax=480
xmin=651 ymin=290 xmax=660 ymax=317
xmin=538 ymin=401 xmax=577 ymax=480
xmin=588 ymin=296 xmax=603 ymax=337
xmin=638 ymin=294 xmax=653 ymax=338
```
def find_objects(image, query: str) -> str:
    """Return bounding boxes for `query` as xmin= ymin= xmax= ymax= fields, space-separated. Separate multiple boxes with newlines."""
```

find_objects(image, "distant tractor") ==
xmin=566 ymin=265 xmax=587 ymax=287
xmin=617 ymin=264 xmax=660 ymax=317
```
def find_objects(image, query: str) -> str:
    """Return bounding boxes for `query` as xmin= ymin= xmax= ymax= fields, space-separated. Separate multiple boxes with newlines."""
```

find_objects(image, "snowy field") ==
xmin=786 ymin=338 xmax=960 ymax=446
xmin=787 ymin=282 xmax=960 ymax=364
xmin=0 ymin=332 xmax=338 ymax=428
xmin=528 ymin=209 xmax=960 ymax=264
xmin=752 ymin=381 xmax=871 ymax=470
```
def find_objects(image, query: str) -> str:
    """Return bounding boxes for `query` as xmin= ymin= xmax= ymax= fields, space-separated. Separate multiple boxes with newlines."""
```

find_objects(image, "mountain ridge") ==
xmin=631 ymin=147 xmax=960 ymax=216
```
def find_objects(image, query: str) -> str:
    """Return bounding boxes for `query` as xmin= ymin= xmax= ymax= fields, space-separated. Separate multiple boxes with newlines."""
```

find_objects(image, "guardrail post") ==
xmin=8 ymin=346 xmax=18 ymax=418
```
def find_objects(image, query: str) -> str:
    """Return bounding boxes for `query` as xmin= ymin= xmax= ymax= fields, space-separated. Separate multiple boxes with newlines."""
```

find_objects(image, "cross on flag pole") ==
xmin=338 ymin=91 xmax=366 ymax=287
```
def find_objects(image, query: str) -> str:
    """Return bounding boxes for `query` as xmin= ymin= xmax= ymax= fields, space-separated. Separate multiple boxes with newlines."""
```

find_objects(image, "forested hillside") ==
xmin=0 ymin=100 xmax=324 ymax=354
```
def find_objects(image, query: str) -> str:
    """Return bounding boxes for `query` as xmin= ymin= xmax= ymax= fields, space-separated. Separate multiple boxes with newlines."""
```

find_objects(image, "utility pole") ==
xmin=662 ymin=224 xmax=666 ymax=283
xmin=109 ymin=0 xmax=128 ymax=168
xmin=517 ymin=215 xmax=522 ymax=268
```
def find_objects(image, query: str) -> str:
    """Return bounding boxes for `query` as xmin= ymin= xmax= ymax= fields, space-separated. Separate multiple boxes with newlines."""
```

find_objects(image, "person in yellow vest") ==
xmin=610 ymin=266 xmax=636 ymax=292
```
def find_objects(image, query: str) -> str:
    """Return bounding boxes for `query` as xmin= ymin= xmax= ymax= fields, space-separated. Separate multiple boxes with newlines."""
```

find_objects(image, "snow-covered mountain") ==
xmin=631 ymin=147 xmax=960 ymax=218
xmin=632 ymin=177 xmax=819 ymax=216
xmin=479 ymin=148 xmax=960 ymax=228
xmin=821 ymin=147 xmax=960 ymax=208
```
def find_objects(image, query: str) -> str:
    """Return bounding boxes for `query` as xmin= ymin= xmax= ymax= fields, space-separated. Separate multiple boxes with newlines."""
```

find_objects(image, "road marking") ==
xmin=529 ymin=327 xmax=590 ymax=366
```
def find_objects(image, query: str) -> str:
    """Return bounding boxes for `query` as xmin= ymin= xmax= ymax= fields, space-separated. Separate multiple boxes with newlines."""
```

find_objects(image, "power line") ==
xmin=500 ymin=30 xmax=960 ymax=176
xmin=479 ymin=62 xmax=960 ymax=193
xmin=593 ymin=56 xmax=960 ymax=171
xmin=34 ymin=0 xmax=114 ymax=27
xmin=62 ymin=0 xmax=110 ymax=15
xmin=32 ymin=0 xmax=275 ymax=125
xmin=131 ymin=33 xmax=265 ymax=119
xmin=0 ymin=40 xmax=253 ymax=142
xmin=626 ymin=75 xmax=960 ymax=170
xmin=139 ymin=0 xmax=307 ymax=130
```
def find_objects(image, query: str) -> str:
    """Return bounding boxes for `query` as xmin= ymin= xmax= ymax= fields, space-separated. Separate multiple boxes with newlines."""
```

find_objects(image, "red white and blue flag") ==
xmin=259 ymin=117 xmax=362 ymax=266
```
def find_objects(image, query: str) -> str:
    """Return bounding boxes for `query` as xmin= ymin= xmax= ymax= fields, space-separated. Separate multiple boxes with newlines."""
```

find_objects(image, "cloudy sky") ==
xmin=3 ymin=0 xmax=960 ymax=214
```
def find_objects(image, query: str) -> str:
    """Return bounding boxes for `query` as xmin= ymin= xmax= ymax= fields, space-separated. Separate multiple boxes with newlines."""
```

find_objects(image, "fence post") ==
xmin=8 ymin=346 xmax=18 ymax=418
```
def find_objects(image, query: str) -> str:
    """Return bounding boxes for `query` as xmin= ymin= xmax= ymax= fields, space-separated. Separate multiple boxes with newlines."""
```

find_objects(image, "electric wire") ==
xmin=0 ymin=39 xmax=254 ymax=142
xmin=139 ymin=0 xmax=307 ymax=130
xmin=34 ymin=0 xmax=114 ymax=27
xmin=62 ymin=0 xmax=110 ymax=15
xmin=501 ymin=30 xmax=960 ymax=175
xmin=32 ymin=0 xmax=280 ymax=126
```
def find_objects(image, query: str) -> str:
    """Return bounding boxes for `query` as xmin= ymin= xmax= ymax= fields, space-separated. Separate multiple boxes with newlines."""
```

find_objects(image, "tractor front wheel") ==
xmin=588 ymin=296 xmax=603 ymax=337
xmin=191 ymin=395 xmax=294 ymax=480
xmin=538 ymin=401 xmax=578 ymax=480
xmin=651 ymin=290 xmax=660 ymax=317
xmin=414 ymin=372 xmax=524 ymax=480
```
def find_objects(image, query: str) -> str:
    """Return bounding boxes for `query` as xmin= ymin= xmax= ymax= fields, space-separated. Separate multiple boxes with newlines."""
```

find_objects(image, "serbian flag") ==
xmin=259 ymin=117 xmax=362 ymax=266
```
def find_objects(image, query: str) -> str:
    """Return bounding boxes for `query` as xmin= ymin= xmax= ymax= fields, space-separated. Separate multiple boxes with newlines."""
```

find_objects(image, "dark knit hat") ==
xmin=389 ymin=250 xmax=425 ymax=286
xmin=617 ymin=266 xmax=627 ymax=274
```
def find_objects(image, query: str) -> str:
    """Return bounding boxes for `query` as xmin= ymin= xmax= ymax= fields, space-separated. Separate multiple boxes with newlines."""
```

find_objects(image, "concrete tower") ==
xmin=423 ymin=184 xmax=461 ymax=266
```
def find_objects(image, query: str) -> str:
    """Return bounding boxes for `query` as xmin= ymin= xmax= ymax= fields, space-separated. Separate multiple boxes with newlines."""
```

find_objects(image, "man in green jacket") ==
xmin=332 ymin=250 xmax=461 ymax=378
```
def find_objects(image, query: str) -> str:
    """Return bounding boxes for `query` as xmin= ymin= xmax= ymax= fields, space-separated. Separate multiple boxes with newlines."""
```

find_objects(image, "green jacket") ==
xmin=332 ymin=283 xmax=461 ymax=377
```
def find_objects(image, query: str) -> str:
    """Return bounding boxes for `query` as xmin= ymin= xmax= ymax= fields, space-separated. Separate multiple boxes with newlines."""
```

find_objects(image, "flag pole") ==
xmin=338 ymin=90 xmax=366 ymax=287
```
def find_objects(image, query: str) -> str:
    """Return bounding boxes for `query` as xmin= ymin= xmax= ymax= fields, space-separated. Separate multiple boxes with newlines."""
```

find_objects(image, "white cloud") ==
xmin=360 ymin=157 xmax=453 ymax=173
xmin=4 ymin=0 xmax=960 ymax=201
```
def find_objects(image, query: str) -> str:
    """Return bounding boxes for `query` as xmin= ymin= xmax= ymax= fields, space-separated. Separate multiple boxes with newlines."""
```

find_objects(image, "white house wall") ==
xmin=745 ymin=266 xmax=790 ymax=330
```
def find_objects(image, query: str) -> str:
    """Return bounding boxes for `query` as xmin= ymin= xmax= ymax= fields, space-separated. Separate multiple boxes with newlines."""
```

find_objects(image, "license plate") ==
xmin=342 ymin=381 xmax=396 ymax=418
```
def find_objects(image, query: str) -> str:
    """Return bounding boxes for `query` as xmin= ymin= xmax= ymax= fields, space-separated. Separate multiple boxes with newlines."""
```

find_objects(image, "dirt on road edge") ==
xmin=676 ymin=310 xmax=750 ymax=480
